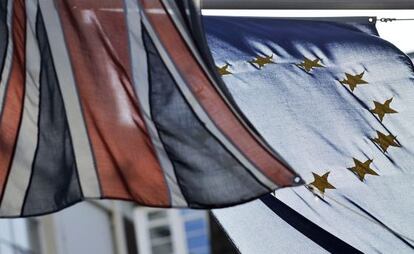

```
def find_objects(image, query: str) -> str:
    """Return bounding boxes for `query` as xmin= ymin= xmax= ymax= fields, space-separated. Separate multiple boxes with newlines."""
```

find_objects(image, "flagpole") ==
xmin=202 ymin=0 xmax=414 ymax=9
xmin=379 ymin=18 xmax=414 ymax=22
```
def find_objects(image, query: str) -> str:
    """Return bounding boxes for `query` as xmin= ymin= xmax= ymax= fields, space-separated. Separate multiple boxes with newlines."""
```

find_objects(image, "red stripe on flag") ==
xmin=0 ymin=0 xmax=26 ymax=199
xmin=140 ymin=0 xmax=297 ymax=187
xmin=55 ymin=0 xmax=170 ymax=206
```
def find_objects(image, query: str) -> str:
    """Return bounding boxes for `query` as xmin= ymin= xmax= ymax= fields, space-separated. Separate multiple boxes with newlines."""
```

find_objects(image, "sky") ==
xmin=202 ymin=10 xmax=414 ymax=53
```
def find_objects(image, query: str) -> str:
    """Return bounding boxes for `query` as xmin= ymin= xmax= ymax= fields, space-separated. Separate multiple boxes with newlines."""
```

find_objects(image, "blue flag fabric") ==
xmin=206 ymin=16 xmax=414 ymax=252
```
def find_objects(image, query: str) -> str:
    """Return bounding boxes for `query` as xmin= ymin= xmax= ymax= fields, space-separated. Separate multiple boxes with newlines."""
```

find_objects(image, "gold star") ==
xmin=372 ymin=131 xmax=400 ymax=152
xmin=348 ymin=158 xmax=378 ymax=181
xmin=250 ymin=54 xmax=274 ymax=69
xmin=297 ymin=58 xmax=324 ymax=72
xmin=370 ymin=98 xmax=398 ymax=122
xmin=309 ymin=172 xmax=335 ymax=194
xmin=340 ymin=72 xmax=368 ymax=91
xmin=217 ymin=64 xmax=232 ymax=76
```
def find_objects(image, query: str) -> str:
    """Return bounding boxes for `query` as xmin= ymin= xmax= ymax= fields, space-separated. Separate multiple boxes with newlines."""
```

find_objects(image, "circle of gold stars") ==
xmin=214 ymin=53 xmax=402 ymax=196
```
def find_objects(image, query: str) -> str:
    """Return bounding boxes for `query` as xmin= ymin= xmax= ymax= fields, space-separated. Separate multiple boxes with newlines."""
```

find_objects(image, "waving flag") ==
xmin=206 ymin=16 xmax=414 ymax=252
xmin=0 ymin=0 xmax=303 ymax=217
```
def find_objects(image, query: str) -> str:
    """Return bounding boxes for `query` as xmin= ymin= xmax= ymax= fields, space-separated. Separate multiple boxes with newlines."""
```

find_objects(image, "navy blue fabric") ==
xmin=142 ymin=26 xmax=270 ymax=208
xmin=204 ymin=16 xmax=379 ymax=61
xmin=261 ymin=194 xmax=363 ymax=253
xmin=22 ymin=11 xmax=82 ymax=216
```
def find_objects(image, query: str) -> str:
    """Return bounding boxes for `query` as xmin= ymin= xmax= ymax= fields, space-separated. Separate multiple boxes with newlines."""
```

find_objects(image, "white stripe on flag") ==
xmin=212 ymin=200 xmax=329 ymax=254
xmin=0 ymin=0 xmax=40 ymax=216
xmin=0 ymin=0 xmax=14 ymax=116
xmin=38 ymin=0 xmax=101 ymax=198
xmin=123 ymin=0 xmax=187 ymax=207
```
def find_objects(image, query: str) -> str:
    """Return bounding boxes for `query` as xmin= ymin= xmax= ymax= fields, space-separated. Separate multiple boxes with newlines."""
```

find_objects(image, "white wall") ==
xmin=52 ymin=202 xmax=115 ymax=254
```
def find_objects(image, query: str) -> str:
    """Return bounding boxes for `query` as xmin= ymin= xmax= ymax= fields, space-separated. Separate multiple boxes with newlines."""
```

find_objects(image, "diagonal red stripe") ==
xmin=55 ymin=0 xmax=170 ymax=206
xmin=0 ymin=0 xmax=26 ymax=201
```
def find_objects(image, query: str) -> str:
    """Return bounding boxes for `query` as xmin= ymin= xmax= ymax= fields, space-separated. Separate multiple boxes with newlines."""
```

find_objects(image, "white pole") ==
xmin=202 ymin=0 xmax=414 ymax=9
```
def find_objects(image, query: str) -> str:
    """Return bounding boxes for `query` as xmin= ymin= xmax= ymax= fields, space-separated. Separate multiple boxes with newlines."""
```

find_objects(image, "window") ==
xmin=134 ymin=208 xmax=211 ymax=254
xmin=135 ymin=208 xmax=184 ymax=254
xmin=181 ymin=210 xmax=211 ymax=254
xmin=148 ymin=211 xmax=167 ymax=221
xmin=124 ymin=218 xmax=139 ymax=254
xmin=147 ymin=210 xmax=173 ymax=254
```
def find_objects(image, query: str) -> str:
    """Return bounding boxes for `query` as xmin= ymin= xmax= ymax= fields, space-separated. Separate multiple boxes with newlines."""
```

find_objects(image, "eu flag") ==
xmin=206 ymin=16 xmax=414 ymax=253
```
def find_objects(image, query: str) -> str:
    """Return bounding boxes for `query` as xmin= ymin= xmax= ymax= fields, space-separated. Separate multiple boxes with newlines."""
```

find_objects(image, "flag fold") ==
xmin=0 ymin=0 xmax=300 ymax=217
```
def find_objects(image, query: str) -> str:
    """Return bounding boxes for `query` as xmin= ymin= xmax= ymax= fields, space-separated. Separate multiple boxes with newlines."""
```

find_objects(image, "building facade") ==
xmin=134 ymin=208 xmax=211 ymax=254
xmin=0 ymin=201 xmax=235 ymax=254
